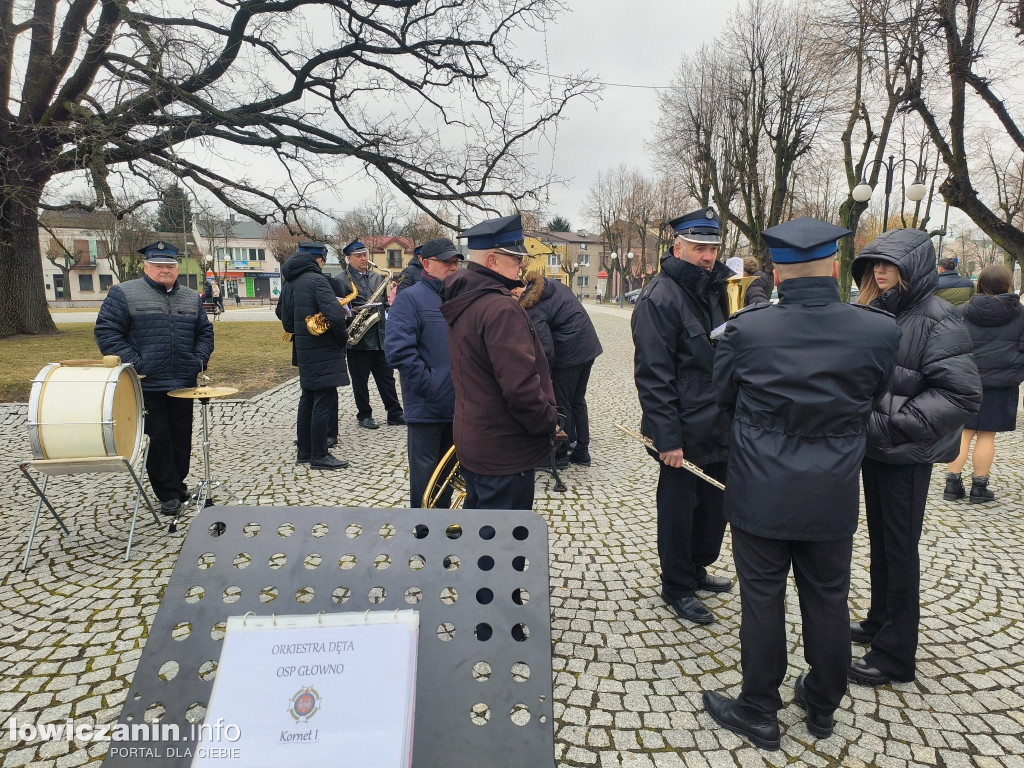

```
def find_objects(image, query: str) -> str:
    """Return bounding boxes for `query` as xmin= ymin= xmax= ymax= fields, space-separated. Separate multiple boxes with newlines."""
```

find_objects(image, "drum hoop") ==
xmin=27 ymin=363 xmax=61 ymax=460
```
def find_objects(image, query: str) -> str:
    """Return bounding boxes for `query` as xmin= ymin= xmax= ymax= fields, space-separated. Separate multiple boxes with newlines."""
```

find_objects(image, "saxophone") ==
xmin=305 ymin=277 xmax=359 ymax=336
xmin=347 ymin=263 xmax=393 ymax=345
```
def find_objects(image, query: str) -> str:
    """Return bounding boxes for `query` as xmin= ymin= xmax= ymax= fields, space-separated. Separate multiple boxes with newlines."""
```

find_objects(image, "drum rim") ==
xmin=27 ymin=363 xmax=62 ymax=460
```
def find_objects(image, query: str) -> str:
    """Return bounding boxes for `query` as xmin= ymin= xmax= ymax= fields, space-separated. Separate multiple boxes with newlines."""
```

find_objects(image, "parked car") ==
xmin=624 ymin=288 xmax=642 ymax=304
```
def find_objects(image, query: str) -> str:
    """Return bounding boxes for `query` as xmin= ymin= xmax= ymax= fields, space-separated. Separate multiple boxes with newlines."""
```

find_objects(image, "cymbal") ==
xmin=167 ymin=386 xmax=239 ymax=400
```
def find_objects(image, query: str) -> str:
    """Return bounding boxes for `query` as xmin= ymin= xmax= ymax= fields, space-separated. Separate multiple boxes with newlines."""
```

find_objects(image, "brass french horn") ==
xmin=422 ymin=445 xmax=466 ymax=508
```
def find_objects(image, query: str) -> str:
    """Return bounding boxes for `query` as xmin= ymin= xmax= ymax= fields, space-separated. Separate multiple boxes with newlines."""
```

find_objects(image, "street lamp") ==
xmin=611 ymin=250 xmax=634 ymax=308
xmin=851 ymin=154 xmax=927 ymax=232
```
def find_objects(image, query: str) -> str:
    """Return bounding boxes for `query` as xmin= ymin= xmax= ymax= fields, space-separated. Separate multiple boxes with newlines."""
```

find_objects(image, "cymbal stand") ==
xmin=175 ymin=395 xmax=241 ymax=532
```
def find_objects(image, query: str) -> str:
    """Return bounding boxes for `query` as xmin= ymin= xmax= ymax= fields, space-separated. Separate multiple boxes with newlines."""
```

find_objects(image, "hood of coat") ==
xmin=851 ymin=228 xmax=938 ymax=315
xmin=281 ymin=251 xmax=322 ymax=281
xmin=440 ymin=261 xmax=520 ymax=325
xmin=519 ymin=270 xmax=548 ymax=309
xmin=962 ymin=292 xmax=1023 ymax=327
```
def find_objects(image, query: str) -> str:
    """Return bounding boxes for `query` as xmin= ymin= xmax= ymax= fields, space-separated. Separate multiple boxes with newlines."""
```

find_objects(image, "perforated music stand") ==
xmin=105 ymin=506 xmax=556 ymax=768
xmin=18 ymin=435 xmax=160 ymax=571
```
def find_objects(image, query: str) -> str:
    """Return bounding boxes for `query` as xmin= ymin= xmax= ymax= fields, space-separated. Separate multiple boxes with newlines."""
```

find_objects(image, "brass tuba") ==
xmin=347 ymin=263 xmax=393 ymax=346
xmin=422 ymin=445 xmax=466 ymax=508
xmin=725 ymin=275 xmax=757 ymax=316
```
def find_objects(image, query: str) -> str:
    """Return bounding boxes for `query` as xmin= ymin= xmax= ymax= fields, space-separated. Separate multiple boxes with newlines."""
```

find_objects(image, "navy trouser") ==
xmin=733 ymin=527 xmax=853 ymax=716
xmin=408 ymin=422 xmax=454 ymax=508
xmin=142 ymin=390 xmax=194 ymax=503
xmin=656 ymin=460 xmax=728 ymax=598
xmin=462 ymin=468 xmax=535 ymax=510
xmin=297 ymin=387 xmax=338 ymax=458
xmin=347 ymin=348 xmax=402 ymax=421
xmin=860 ymin=457 xmax=930 ymax=681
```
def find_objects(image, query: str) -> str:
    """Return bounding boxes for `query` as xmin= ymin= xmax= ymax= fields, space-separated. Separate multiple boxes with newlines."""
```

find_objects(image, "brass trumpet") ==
xmin=725 ymin=275 xmax=757 ymax=316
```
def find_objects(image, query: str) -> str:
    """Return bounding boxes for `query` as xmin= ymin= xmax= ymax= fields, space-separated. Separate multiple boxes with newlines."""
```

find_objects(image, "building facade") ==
xmin=195 ymin=216 xmax=281 ymax=301
xmin=524 ymin=230 xmax=605 ymax=300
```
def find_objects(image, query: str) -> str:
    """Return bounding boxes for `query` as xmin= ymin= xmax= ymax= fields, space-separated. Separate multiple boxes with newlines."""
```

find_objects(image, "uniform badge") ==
xmin=705 ymin=208 xmax=715 ymax=220
xmin=156 ymin=241 xmax=165 ymax=250
xmin=289 ymin=686 xmax=322 ymax=723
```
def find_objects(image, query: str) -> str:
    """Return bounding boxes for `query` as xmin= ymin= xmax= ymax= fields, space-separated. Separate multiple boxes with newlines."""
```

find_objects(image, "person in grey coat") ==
xmin=849 ymin=228 xmax=981 ymax=687
xmin=278 ymin=242 xmax=351 ymax=470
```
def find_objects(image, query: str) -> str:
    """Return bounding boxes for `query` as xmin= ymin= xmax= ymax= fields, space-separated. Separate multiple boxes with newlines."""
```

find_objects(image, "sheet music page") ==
xmin=192 ymin=611 xmax=418 ymax=768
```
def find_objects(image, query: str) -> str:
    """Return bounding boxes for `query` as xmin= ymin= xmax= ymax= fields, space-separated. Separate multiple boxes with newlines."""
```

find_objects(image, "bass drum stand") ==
xmin=167 ymin=378 xmax=240 ymax=533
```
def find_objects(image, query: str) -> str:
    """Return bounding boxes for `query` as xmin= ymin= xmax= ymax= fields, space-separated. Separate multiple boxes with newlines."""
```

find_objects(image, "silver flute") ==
xmin=616 ymin=423 xmax=726 ymax=491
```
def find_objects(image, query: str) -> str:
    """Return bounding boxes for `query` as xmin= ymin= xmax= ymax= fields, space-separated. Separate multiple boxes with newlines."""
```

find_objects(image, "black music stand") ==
xmin=105 ymin=506 xmax=555 ymax=768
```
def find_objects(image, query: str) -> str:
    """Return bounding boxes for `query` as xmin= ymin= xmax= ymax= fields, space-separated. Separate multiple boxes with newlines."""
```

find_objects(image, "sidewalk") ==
xmin=0 ymin=309 xmax=1022 ymax=767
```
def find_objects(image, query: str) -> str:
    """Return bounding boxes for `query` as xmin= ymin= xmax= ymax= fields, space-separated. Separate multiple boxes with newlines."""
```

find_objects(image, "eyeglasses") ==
xmin=496 ymin=251 xmax=525 ymax=264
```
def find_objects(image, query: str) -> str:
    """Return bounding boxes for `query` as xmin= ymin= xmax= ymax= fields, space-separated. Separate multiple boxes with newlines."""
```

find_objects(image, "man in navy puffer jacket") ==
xmin=95 ymin=242 xmax=214 ymax=514
xmin=385 ymin=239 xmax=462 ymax=507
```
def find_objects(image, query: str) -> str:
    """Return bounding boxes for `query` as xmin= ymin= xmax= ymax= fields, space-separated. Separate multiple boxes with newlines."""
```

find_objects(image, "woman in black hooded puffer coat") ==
xmin=848 ymin=228 xmax=981 ymax=687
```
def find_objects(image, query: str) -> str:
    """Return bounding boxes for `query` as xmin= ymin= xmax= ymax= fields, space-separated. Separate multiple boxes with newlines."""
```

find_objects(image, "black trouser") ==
xmin=297 ymin=387 xmax=338 ymax=458
xmin=408 ymin=422 xmax=454 ymax=508
xmin=142 ymin=390 xmax=194 ymax=503
xmin=656 ymin=460 xmax=728 ymax=598
xmin=347 ymin=348 xmax=403 ymax=421
xmin=462 ymin=468 xmax=534 ymax=510
xmin=551 ymin=362 xmax=593 ymax=454
xmin=733 ymin=527 xmax=853 ymax=716
xmin=860 ymin=457 xmax=930 ymax=681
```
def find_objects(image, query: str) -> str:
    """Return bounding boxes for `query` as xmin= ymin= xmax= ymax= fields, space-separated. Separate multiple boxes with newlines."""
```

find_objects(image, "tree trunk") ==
xmin=0 ymin=186 xmax=57 ymax=336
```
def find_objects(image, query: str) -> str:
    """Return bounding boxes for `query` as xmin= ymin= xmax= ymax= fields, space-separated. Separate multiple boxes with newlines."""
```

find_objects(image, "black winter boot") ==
xmin=943 ymin=472 xmax=965 ymax=501
xmin=970 ymin=475 xmax=995 ymax=504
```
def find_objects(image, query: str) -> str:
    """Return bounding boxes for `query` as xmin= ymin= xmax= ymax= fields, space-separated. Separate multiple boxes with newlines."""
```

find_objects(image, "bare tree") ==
xmin=92 ymin=205 xmax=156 ymax=284
xmin=654 ymin=0 xmax=835 ymax=261
xmin=0 ymin=1 xmax=595 ymax=336
xmin=901 ymin=0 xmax=1024 ymax=267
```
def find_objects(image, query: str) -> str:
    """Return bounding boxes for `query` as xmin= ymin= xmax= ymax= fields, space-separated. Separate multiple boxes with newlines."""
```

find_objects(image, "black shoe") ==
xmin=386 ymin=415 xmax=407 ymax=426
xmin=793 ymin=673 xmax=834 ymax=739
xmin=569 ymin=450 xmax=591 ymax=466
xmin=970 ymin=477 xmax=995 ymax=504
xmin=310 ymin=454 xmax=349 ymax=470
xmin=358 ymin=417 xmax=379 ymax=430
xmin=943 ymin=474 xmax=965 ymax=501
xmin=662 ymin=594 xmax=714 ymax=624
xmin=849 ymin=620 xmax=874 ymax=645
xmin=326 ymin=437 xmax=337 ymax=448
xmin=296 ymin=453 xmax=311 ymax=465
xmin=697 ymin=574 xmax=734 ymax=593
xmin=848 ymin=657 xmax=912 ymax=686
xmin=702 ymin=691 xmax=780 ymax=751
xmin=554 ymin=454 xmax=570 ymax=469
xmin=160 ymin=498 xmax=181 ymax=516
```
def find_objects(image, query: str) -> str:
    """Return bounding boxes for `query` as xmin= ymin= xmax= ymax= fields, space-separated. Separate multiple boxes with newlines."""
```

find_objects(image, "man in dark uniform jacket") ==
xmin=441 ymin=214 xmax=559 ymax=510
xmin=631 ymin=207 xmax=735 ymax=625
xmin=702 ymin=218 xmax=901 ymax=751
xmin=395 ymin=243 xmax=424 ymax=297
xmin=343 ymin=238 xmax=405 ymax=429
xmin=95 ymin=242 xmax=214 ymax=515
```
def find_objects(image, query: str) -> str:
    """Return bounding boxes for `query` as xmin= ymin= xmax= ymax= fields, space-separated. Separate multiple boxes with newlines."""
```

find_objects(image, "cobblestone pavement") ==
xmin=2 ymin=306 xmax=1023 ymax=767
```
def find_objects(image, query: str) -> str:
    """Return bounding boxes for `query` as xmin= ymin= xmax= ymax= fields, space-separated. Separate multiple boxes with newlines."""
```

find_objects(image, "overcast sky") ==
xmin=515 ymin=1 xmax=738 ymax=230
xmin=296 ymin=1 xmax=741 ymax=232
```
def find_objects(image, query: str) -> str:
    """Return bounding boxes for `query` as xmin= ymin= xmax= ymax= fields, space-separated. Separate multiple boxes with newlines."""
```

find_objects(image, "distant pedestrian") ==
xmin=742 ymin=257 xmax=773 ymax=306
xmin=944 ymin=264 xmax=1024 ymax=503
xmin=234 ymin=291 xmax=241 ymax=306
xmin=933 ymin=256 xmax=975 ymax=306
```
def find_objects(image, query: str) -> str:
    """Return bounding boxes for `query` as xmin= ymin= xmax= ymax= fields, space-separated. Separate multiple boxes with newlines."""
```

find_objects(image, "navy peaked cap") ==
xmin=342 ymin=239 xmax=368 ymax=256
xmin=138 ymin=241 xmax=180 ymax=263
xmin=419 ymin=238 xmax=462 ymax=262
xmin=762 ymin=217 xmax=851 ymax=264
xmin=458 ymin=214 xmax=528 ymax=254
xmin=669 ymin=207 xmax=721 ymax=243
xmin=297 ymin=241 xmax=327 ymax=257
